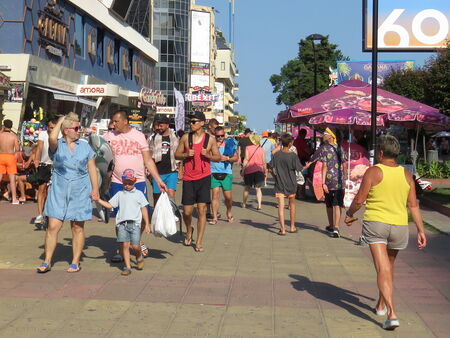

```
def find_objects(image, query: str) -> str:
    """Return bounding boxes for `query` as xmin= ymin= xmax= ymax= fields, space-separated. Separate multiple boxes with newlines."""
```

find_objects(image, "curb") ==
xmin=419 ymin=196 xmax=450 ymax=218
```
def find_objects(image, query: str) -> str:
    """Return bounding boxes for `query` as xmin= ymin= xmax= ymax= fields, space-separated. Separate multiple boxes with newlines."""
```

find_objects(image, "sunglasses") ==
xmin=108 ymin=128 xmax=114 ymax=131
xmin=215 ymin=134 xmax=225 ymax=138
xmin=67 ymin=126 xmax=80 ymax=132
xmin=190 ymin=120 xmax=202 ymax=124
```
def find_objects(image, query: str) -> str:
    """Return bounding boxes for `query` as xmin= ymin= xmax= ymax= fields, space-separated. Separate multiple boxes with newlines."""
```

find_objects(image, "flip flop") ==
xmin=277 ymin=230 xmax=286 ymax=236
xmin=208 ymin=219 xmax=218 ymax=225
xmin=36 ymin=262 xmax=51 ymax=273
xmin=288 ymin=228 xmax=298 ymax=233
xmin=194 ymin=245 xmax=204 ymax=252
xmin=183 ymin=228 xmax=194 ymax=246
xmin=67 ymin=263 xmax=81 ymax=273
xmin=227 ymin=216 xmax=235 ymax=223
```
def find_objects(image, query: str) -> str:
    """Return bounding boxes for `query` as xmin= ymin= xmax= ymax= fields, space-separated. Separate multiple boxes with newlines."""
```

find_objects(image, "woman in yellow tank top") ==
xmin=345 ymin=135 xmax=427 ymax=331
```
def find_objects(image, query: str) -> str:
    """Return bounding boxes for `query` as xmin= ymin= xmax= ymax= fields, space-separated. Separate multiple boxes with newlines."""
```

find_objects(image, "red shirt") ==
xmin=183 ymin=133 xmax=211 ymax=181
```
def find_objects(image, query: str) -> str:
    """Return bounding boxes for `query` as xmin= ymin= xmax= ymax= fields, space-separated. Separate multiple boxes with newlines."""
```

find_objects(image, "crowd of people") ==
xmin=0 ymin=112 xmax=428 ymax=330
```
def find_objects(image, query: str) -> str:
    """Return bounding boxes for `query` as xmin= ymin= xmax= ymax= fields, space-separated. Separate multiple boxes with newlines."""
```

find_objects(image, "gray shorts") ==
xmin=361 ymin=221 xmax=409 ymax=250
xmin=117 ymin=221 xmax=141 ymax=245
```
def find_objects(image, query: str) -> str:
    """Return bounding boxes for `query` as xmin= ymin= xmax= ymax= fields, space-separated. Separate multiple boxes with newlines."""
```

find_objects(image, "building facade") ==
xmin=152 ymin=0 xmax=190 ymax=114
xmin=0 ymin=0 xmax=159 ymax=130
xmin=214 ymin=30 xmax=238 ymax=131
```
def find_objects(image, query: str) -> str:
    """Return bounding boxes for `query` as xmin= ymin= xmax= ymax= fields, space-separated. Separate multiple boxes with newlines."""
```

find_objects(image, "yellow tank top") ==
xmin=363 ymin=164 xmax=410 ymax=226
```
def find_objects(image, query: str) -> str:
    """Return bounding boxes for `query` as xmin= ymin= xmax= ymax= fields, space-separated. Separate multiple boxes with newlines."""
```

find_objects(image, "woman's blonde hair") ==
xmin=61 ymin=112 xmax=79 ymax=130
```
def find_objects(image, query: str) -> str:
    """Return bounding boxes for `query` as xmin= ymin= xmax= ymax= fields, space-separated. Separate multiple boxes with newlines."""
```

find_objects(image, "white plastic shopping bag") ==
xmin=151 ymin=192 xmax=177 ymax=237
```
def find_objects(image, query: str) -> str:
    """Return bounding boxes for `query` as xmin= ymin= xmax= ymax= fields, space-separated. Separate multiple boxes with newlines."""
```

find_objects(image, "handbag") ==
xmin=213 ymin=173 xmax=227 ymax=180
xmin=296 ymin=171 xmax=305 ymax=185
xmin=242 ymin=140 xmax=266 ymax=176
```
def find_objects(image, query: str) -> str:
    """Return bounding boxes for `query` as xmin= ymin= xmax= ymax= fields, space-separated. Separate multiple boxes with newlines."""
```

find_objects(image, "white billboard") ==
xmin=363 ymin=0 xmax=450 ymax=51
xmin=190 ymin=11 xmax=211 ymax=64
xmin=191 ymin=74 xmax=210 ymax=88
xmin=214 ymin=82 xmax=224 ymax=110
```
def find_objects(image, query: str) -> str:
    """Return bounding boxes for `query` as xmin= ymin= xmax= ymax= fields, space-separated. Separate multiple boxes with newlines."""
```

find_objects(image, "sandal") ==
xmin=36 ymin=262 xmax=51 ymax=273
xmin=208 ymin=219 xmax=218 ymax=225
xmin=183 ymin=228 xmax=194 ymax=246
xmin=227 ymin=216 xmax=235 ymax=223
xmin=194 ymin=245 xmax=204 ymax=252
xmin=136 ymin=259 xmax=144 ymax=270
xmin=277 ymin=230 xmax=286 ymax=236
xmin=67 ymin=263 xmax=81 ymax=273
xmin=121 ymin=267 xmax=132 ymax=276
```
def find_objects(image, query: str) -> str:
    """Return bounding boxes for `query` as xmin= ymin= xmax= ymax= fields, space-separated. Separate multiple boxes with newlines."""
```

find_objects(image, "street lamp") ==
xmin=306 ymin=34 xmax=326 ymax=95
xmin=306 ymin=34 xmax=326 ymax=149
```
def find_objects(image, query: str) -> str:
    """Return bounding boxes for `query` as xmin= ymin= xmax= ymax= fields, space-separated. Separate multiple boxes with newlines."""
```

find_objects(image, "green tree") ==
xmin=424 ymin=43 xmax=450 ymax=116
xmin=270 ymin=36 xmax=348 ymax=106
xmin=382 ymin=42 xmax=450 ymax=117
xmin=382 ymin=68 xmax=428 ymax=104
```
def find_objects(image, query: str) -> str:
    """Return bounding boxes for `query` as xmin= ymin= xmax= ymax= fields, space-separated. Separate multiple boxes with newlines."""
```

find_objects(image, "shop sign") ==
xmin=156 ymin=106 xmax=176 ymax=114
xmin=46 ymin=45 xmax=63 ymax=57
xmin=76 ymin=84 xmax=119 ymax=97
xmin=37 ymin=0 xmax=68 ymax=56
xmin=128 ymin=108 xmax=147 ymax=132
xmin=139 ymin=87 xmax=166 ymax=107
xmin=185 ymin=86 xmax=218 ymax=103
xmin=49 ymin=77 xmax=77 ymax=93
xmin=0 ymin=65 xmax=11 ymax=71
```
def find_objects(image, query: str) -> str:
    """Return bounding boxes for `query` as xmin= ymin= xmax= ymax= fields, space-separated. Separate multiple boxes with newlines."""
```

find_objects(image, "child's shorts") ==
xmin=117 ymin=220 xmax=141 ymax=245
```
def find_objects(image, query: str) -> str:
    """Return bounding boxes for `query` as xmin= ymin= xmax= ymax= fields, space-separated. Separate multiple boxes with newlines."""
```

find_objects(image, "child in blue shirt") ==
xmin=98 ymin=169 xmax=150 ymax=276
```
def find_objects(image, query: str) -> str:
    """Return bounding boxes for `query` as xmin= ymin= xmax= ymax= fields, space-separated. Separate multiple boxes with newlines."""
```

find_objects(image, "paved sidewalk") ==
xmin=0 ymin=174 xmax=449 ymax=337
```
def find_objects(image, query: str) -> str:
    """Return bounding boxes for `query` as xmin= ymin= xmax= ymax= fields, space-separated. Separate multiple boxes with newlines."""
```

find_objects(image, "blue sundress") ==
xmin=44 ymin=138 xmax=96 ymax=221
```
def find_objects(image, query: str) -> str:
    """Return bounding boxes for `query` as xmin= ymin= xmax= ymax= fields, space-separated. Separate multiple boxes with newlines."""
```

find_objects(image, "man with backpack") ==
xmin=148 ymin=115 xmax=179 ymax=205
xmin=175 ymin=112 xmax=221 ymax=252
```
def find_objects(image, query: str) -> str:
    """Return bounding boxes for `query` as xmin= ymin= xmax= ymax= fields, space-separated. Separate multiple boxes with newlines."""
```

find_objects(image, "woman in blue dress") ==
xmin=37 ymin=113 xmax=99 ymax=273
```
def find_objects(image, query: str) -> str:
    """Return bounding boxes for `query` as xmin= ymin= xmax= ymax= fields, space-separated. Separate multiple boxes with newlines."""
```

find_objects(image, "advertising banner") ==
xmin=364 ymin=0 xmax=450 ymax=51
xmin=174 ymin=87 xmax=185 ymax=132
xmin=337 ymin=60 xmax=414 ymax=85
xmin=214 ymin=82 xmax=224 ymax=111
xmin=128 ymin=108 xmax=147 ymax=131
xmin=190 ymin=11 xmax=210 ymax=63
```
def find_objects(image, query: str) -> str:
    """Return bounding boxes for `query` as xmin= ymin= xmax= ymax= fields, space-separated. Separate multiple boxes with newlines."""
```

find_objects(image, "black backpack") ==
xmin=188 ymin=132 xmax=210 ymax=151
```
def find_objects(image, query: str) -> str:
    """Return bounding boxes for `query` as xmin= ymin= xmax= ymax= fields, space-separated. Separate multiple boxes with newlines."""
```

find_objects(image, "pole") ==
xmin=312 ymin=42 xmax=317 ymax=95
xmin=312 ymin=41 xmax=317 ymax=149
xmin=370 ymin=0 xmax=378 ymax=165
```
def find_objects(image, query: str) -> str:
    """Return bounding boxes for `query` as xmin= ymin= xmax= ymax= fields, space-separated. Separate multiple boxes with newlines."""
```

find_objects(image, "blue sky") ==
xmin=197 ymin=0 xmax=436 ymax=132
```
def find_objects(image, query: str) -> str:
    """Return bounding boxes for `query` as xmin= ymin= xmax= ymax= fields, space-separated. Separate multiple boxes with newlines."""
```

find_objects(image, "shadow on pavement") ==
xmin=300 ymin=223 xmax=359 ymax=245
xmin=38 ymin=243 xmax=73 ymax=265
xmin=289 ymin=274 xmax=379 ymax=326
xmin=240 ymin=218 xmax=279 ymax=234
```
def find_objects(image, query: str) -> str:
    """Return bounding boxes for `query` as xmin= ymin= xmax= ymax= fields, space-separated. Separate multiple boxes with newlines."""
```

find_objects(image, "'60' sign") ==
xmin=364 ymin=1 xmax=450 ymax=51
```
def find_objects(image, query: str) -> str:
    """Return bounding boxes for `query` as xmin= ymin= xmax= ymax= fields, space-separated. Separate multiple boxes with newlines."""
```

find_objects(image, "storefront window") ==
xmin=75 ymin=14 xmax=85 ymax=57
xmin=114 ymin=39 xmax=120 ymax=74
xmin=97 ymin=28 xmax=104 ymax=66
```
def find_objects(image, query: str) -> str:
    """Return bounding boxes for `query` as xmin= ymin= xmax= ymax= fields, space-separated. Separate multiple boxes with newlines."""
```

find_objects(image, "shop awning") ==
xmin=30 ymin=84 xmax=97 ymax=107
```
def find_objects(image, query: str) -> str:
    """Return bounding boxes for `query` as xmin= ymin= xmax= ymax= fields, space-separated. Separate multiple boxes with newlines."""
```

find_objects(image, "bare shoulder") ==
xmin=365 ymin=166 xmax=382 ymax=179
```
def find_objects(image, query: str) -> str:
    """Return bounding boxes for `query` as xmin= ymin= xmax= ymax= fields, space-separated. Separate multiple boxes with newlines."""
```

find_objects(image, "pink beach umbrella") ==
xmin=387 ymin=110 xmax=450 ymax=130
xmin=308 ymin=109 xmax=386 ymax=130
